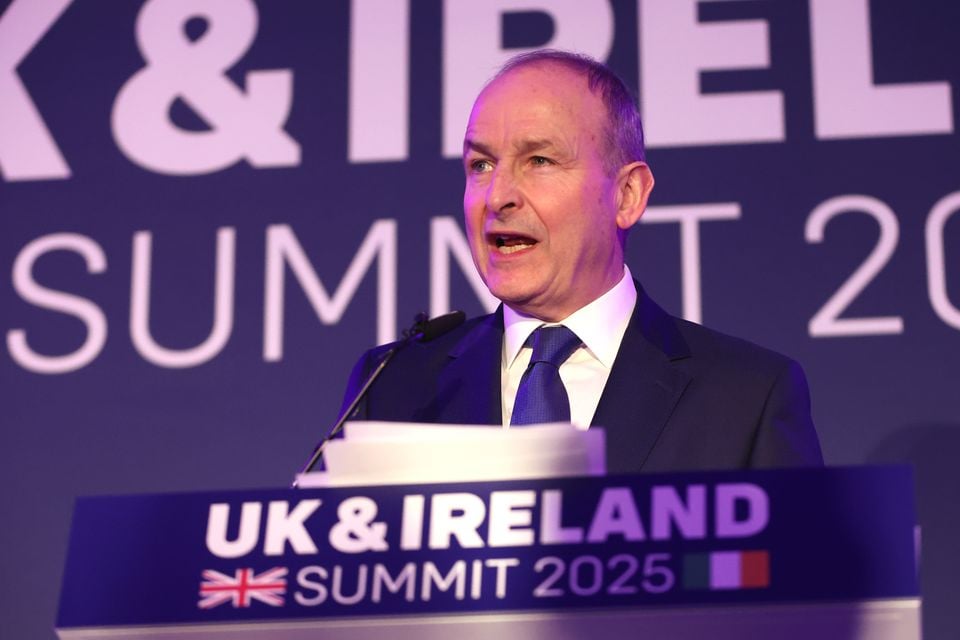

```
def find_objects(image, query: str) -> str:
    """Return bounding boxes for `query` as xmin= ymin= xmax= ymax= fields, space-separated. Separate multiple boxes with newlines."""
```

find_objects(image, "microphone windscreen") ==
xmin=418 ymin=310 xmax=466 ymax=342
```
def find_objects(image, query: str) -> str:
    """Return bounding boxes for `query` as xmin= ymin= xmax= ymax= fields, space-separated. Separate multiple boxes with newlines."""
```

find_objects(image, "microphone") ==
xmin=408 ymin=309 xmax=467 ymax=342
xmin=292 ymin=310 xmax=466 ymax=485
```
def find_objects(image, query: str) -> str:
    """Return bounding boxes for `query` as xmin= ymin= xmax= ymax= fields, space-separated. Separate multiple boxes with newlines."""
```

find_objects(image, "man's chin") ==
xmin=490 ymin=286 xmax=538 ymax=314
xmin=495 ymin=291 xmax=566 ymax=321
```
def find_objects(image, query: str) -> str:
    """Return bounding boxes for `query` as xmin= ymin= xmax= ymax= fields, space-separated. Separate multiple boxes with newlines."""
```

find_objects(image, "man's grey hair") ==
xmin=493 ymin=49 xmax=647 ymax=172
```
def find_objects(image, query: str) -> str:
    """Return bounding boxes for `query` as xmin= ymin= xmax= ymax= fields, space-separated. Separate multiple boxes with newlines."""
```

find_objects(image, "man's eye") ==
xmin=470 ymin=159 xmax=492 ymax=172
xmin=530 ymin=156 xmax=552 ymax=166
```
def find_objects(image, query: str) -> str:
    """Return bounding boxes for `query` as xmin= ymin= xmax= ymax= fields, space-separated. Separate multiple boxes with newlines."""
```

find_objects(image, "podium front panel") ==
xmin=56 ymin=466 xmax=920 ymax=639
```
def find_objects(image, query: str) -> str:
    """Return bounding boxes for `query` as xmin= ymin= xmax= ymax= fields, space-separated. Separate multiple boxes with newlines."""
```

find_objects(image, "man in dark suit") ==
xmin=342 ymin=50 xmax=823 ymax=473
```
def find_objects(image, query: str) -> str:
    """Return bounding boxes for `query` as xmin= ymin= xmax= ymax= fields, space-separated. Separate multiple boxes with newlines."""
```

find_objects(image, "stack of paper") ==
xmin=295 ymin=421 xmax=606 ymax=488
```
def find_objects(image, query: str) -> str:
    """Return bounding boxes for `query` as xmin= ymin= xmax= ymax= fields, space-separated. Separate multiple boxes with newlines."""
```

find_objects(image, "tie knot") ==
xmin=527 ymin=325 xmax=582 ymax=368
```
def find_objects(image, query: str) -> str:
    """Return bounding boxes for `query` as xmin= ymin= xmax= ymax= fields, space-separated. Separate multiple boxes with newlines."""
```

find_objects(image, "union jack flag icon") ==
xmin=198 ymin=567 xmax=288 ymax=609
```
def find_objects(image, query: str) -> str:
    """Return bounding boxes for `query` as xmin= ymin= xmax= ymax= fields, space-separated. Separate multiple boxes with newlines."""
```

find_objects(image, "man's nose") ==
xmin=485 ymin=167 xmax=522 ymax=215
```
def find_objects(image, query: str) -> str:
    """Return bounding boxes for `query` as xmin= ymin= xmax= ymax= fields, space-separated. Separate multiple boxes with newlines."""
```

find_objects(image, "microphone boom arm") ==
xmin=291 ymin=310 xmax=465 ymax=487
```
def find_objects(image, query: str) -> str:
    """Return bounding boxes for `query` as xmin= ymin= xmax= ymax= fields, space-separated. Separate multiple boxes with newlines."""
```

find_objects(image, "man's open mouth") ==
xmin=491 ymin=233 xmax=537 ymax=254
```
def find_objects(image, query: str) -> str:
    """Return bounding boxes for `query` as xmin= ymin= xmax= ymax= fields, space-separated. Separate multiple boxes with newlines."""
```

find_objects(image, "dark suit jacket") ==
xmin=341 ymin=284 xmax=823 ymax=473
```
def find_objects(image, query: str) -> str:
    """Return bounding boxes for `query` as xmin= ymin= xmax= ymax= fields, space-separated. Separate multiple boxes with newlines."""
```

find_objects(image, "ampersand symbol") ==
xmin=328 ymin=497 xmax=389 ymax=553
xmin=111 ymin=0 xmax=300 ymax=175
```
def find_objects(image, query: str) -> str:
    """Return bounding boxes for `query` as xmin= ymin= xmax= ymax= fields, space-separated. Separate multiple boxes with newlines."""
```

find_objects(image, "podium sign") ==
xmin=57 ymin=467 xmax=920 ymax=639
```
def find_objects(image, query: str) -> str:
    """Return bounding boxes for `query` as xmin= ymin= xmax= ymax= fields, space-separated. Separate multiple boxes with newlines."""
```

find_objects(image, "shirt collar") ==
xmin=502 ymin=265 xmax=638 ymax=369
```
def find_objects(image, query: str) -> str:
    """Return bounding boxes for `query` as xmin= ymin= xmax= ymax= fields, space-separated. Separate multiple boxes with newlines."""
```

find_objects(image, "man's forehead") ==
xmin=492 ymin=59 xmax=586 ymax=88
xmin=477 ymin=62 xmax=588 ymax=107
xmin=464 ymin=103 xmax=576 ymax=156
xmin=464 ymin=64 xmax=601 ymax=148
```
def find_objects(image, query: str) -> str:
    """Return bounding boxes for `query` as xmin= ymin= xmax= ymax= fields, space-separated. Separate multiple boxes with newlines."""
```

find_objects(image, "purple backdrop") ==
xmin=1 ymin=1 xmax=958 ymax=638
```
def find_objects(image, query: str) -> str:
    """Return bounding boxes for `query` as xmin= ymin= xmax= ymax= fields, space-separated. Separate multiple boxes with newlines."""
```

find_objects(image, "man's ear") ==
xmin=615 ymin=162 xmax=655 ymax=231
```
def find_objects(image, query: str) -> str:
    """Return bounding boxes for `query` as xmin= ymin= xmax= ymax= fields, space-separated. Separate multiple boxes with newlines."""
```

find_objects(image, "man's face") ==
xmin=463 ymin=63 xmax=634 ymax=321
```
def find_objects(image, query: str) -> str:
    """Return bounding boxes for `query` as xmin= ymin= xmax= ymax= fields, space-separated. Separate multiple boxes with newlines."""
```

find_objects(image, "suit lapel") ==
xmin=592 ymin=285 xmax=691 ymax=473
xmin=430 ymin=309 xmax=503 ymax=425
xmin=423 ymin=292 xmax=691 ymax=464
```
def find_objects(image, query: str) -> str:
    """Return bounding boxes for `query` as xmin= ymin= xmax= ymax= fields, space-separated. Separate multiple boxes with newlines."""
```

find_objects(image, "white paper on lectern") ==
xmin=295 ymin=421 xmax=606 ymax=488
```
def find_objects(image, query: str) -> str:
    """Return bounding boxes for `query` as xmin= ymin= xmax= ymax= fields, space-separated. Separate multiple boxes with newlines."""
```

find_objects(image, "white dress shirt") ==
xmin=501 ymin=266 xmax=638 ymax=429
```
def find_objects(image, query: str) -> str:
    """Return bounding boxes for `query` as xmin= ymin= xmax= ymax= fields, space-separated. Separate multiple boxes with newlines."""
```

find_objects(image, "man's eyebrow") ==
xmin=514 ymin=138 xmax=555 ymax=154
xmin=463 ymin=138 xmax=494 ymax=157
xmin=463 ymin=138 xmax=557 ymax=156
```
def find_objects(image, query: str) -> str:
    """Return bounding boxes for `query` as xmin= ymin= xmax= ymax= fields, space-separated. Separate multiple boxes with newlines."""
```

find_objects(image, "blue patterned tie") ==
xmin=511 ymin=325 xmax=583 ymax=426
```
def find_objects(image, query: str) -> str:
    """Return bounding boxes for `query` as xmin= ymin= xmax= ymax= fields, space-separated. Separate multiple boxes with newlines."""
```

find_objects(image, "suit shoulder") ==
xmin=673 ymin=317 xmax=799 ymax=378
